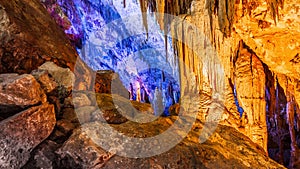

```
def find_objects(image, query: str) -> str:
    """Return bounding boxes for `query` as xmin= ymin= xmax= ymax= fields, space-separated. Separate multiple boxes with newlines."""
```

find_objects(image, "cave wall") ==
xmin=1 ymin=0 xmax=298 ymax=167
xmin=0 ymin=0 xmax=92 ymax=90
xmin=140 ymin=0 xmax=300 ymax=167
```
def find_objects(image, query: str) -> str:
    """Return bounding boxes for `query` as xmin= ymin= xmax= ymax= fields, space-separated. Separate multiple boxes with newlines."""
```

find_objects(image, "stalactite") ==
xmin=139 ymin=0 xmax=149 ymax=38
xmin=205 ymin=0 xmax=237 ymax=39
xmin=205 ymin=0 xmax=284 ymax=40
xmin=266 ymin=0 xmax=284 ymax=24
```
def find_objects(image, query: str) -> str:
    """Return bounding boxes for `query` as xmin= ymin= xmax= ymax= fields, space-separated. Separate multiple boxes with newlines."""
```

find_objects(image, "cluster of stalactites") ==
xmin=135 ymin=0 xmax=284 ymax=41
xmin=280 ymin=77 xmax=300 ymax=168
xmin=206 ymin=0 xmax=284 ymax=38
xmin=135 ymin=0 xmax=193 ymax=61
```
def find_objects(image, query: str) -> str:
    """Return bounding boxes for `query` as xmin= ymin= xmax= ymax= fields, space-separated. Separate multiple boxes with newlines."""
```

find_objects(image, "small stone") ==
xmin=75 ymin=106 xmax=97 ymax=124
xmin=31 ymin=69 xmax=58 ymax=93
xmin=72 ymin=92 xmax=91 ymax=108
xmin=38 ymin=62 xmax=75 ymax=91
xmin=57 ymin=119 xmax=76 ymax=135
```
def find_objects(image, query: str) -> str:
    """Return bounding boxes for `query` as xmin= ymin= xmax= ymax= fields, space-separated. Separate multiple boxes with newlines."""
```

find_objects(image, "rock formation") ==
xmin=0 ymin=0 xmax=298 ymax=168
xmin=137 ymin=0 xmax=299 ymax=167
xmin=0 ymin=0 xmax=92 ymax=90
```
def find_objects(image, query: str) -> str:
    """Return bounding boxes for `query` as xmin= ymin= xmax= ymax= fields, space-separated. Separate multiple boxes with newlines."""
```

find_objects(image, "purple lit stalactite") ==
xmin=129 ymin=83 xmax=134 ymax=100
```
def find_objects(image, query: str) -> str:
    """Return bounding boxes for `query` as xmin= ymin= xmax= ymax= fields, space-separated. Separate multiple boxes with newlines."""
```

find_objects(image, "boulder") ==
xmin=94 ymin=71 xmax=129 ymax=98
xmin=38 ymin=62 xmax=75 ymax=91
xmin=72 ymin=92 xmax=91 ymax=108
xmin=0 ymin=0 xmax=77 ymax=73
xmin=0 ymin=0 xmax=93 ymax=90
xmin=55 ymin=119 xmax=285 ymax=169
xmin=0 ymin=73 xmax=47 ymax=118
xmin=56 ymin=127 xmax=115 ymax=169
xmin=22 ymin=140 xmax=60 ymax=169
xmin=31 ymin=69 xmax=58 ymax=94
xmin=0 ymin=103 xmax=56 ymax=168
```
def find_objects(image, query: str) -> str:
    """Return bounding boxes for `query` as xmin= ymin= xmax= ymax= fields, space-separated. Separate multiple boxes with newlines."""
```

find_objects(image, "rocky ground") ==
xmin=0 ymin=62 xmax=285 ymax=168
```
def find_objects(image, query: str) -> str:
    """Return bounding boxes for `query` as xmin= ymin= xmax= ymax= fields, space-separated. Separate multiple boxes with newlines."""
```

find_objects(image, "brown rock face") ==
xmin=56 ymin=127 xmax=115 ymax=169
xmin=0 ymin=103 xmax=56 ymax=169
xmin=31 ymin=69 xmax=58 ymax=94
xmin=0 ymin=0 xmax=76 ymax=73
xmin=94 ymin=70 xmax=129 ymax=98
xmin=0 ymin=0 xmax=92 ymax=90
xmin=0 ymin=74 xmax=47 ymax=118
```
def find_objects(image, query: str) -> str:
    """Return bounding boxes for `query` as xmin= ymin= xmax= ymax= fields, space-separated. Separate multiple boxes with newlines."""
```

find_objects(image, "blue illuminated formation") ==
xmin=233 ymin=85 xmax=244 ymax=117
xmin=56 ymin=0 xmax=180 ymax=115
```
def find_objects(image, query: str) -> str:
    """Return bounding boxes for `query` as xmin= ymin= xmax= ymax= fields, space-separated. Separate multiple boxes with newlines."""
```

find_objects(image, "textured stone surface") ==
xmin=31 ymin=69 xmax=58 ymax=94
xmin=0 ymin=0 xmax=298 ymax=168
xmin=56 ymin=127 xmax=115 ymax=169
xmin=0 ymin=103 xmax=56 ymax=169
xmin=94 ymin=71 xmax=129 ymax=98
xmin=95 ymin=94 xmax=156 ymax=124
xmin=0 ymin=0 xmax=76 ymax=73
xmin=55 ymin=120 xmax=285 ymax=169
xmin=22 ymin=140 xmax=60 ymax=169
xmin=38 ymin=62 xmax=75 ymax=91
xmin=0 ymin=74 xmax=47 ymax=117
xmin=164 ymin=0 xmax=299 ymax=160
xmin=95 ymin=94 xmax=131 ymax=124
xmin=72 ymin=92 xmax=92 ymax=108
xmin=234 ymin=42 xmax=268 ymax=152
xmin=0 ymin=0 xmax=92 ymax=90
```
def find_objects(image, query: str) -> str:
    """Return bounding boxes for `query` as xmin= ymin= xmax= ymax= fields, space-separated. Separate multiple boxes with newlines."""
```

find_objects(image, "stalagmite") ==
xmin=234 ymin=41 xmax=268 ymax=152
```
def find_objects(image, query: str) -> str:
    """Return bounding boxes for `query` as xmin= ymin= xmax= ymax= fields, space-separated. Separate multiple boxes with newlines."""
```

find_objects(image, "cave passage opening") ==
xmin=54 ymin=0 xmax=181 ymax=115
